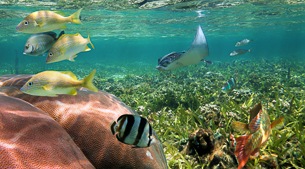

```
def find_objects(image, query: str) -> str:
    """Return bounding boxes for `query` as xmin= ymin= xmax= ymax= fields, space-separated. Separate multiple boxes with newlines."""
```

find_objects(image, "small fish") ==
xmin=46 ymin=33 xmax=94 ymax=64
xmin=222 ymin=77 xmax=236 ymax=91
xmin=156 ymin=25 xmax=209 ymax=71
xmin=111 ymin=114 xmax=154 ymax=148
xmin=23 ymin=31 xmax=65 ymax=56
xmin=229 ymin=49 xmax=251 ymax=56
xmin=16 ymin=9 xmax=82 ymax=34
xmin=235 ymin=39 xmax=251 ymax=47
xmin=232 ymin=103 xmax=284 ymax=169
xmin=20 ymin=69 xmax=98 ymax=97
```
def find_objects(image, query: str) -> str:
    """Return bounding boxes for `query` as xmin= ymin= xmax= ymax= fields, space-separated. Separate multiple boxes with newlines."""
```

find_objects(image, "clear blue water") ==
xmin=0 ymin=3 xmax=305 ymax=75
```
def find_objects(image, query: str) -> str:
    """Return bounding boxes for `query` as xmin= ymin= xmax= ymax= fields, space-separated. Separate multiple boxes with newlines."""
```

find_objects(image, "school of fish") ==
xmin=14 ymin=8 xmax=286 ymax=168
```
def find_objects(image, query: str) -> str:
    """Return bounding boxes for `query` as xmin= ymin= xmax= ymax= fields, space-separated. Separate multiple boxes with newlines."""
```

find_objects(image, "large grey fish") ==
xmin=111 ymin=114 xmax=154 ymax=148
xmin=23 ymin=31 xmax=64 ymax=56
xmin=156 ymin=25 xmax=209 ymax=71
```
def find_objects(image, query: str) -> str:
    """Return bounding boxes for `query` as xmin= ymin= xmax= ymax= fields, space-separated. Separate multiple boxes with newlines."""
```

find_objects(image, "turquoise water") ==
xmin=1 ymin=3 xmax=305 ymax=76
xmin=1 ymin=2 xmax=305 ymax=168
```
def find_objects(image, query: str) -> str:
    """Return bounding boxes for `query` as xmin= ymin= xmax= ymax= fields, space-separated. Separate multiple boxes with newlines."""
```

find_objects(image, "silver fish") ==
xmin=156 ymin=25 xmax=209 ymax=71
xmin=235 ymin=39 xmax=251 ymax=47
xmin=111 ymin=114 xmax=154 ymax=148
xmin=230 ymin=49 xmax=251 ymax=56
xmin=23 ymin=31 xmax=64 ymax=56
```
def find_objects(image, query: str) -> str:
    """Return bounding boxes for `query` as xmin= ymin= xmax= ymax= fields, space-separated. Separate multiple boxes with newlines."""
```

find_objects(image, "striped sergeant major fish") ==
xmin=222 ymin=77 xmax=236 ymax=91
xmin=111 ymin=114 xmax=154 ymax=148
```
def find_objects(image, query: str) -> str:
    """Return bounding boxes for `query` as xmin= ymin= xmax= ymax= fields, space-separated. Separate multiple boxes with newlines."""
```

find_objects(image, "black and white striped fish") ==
xmin=111 ymin=114 xmax=154 ymax=148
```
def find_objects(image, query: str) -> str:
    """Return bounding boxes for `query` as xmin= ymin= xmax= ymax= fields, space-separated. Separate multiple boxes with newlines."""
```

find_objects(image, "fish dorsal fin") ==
xmin=271 ymin=117 xmax=284 ymax=130
xmin=57 ymin=31 xmax=65 ymax=39
xmin=60 ymin=71 xmax=77 ymax=80
xmin=248 ymin=103 xmax=263 ymax=133
xmin=74 ymin=33 xmax=81 ymax=36
xmin=232 ymin=121 xmax=249 ymax=133
xmin=249 ymin=103 xmax=262 ymax=122
xmin=44 ymin=31 xmax=57 ymax=39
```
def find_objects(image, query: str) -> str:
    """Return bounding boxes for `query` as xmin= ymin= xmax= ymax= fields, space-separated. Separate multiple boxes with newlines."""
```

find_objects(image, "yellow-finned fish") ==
xmin=232 ymin=103 xmax=284 ymax=169
xmin=16 ymin=8 xmax=82 ymax=34
xmin=46 ymin=33 xmax=94 ymax=64
xmin=20 ymin=69 xmax=98 ymax=97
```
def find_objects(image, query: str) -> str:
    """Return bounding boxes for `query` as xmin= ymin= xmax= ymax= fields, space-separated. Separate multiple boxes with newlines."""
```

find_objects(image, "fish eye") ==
xmin=49 ymin=52 xmax=53 ymax=56
xmin=25 ymin=44 xmax=29 ymax=49
xmin=24 ymin=21 xmax=28 ymax=25
xmin=28 ymin=82 xmax=33 ymax=86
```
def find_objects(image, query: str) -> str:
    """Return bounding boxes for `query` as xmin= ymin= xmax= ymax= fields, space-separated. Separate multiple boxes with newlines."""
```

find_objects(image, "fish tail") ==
xmin=87 ymin=34 xmax=95 ymax=49
xmin=69 ymin=8 xmax=82 ymax=24
xmin=235 ymin=134 xmax=252 ymax=169
xmin=82 ymin=69 xmax=98 ymax=92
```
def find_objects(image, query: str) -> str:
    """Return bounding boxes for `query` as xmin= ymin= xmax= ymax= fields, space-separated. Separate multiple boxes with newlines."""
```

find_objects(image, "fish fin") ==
xmin=87 ymin=34 xmax=95 ymax=49
xmin=60 ymin=71 xmax=77 ymax=80
xmin=232 ymin=121 xmax=249 ymax=133
xmin=235 ymin=134 xmax=252 ymax=169
xmin=84 ymin=46 xmax=91 ymax=51
xmin=44 ymin=31 xmax=57 ymax=39
xmin=57 ymin=31 xmax=65 ymax=39
xmin=42 ymin=85 xmax=53 ymax=91
xmin=69 ymin=8 xmax=82 ymax=24
xmin=68 ymin=88 xmax=77 ymax=95
xmin=36 ymin=21 xmax=46 ymax=28
xmin=271 ymin=116 xmax=284 ymax=130
xmin=110 ymin=121 xmax=117 ymax=135
xmin=249 ymin=103 xmax=262 ymax=123
xmin=69 ymin=55 xmax=77 ymax=62
xmin=82 ymin=69 xmax=98 ymax=92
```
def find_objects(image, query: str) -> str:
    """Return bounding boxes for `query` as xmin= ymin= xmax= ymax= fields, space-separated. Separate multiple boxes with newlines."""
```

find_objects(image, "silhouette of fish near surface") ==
xmin=156 ymin=25 xmax=209 ymax=71
xmin=232 ymin=103 xmax=284 ymax=169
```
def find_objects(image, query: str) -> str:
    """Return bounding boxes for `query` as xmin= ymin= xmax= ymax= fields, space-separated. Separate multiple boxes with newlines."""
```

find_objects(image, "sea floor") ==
xmin=1 ymin=58 xmax=304 ymax=168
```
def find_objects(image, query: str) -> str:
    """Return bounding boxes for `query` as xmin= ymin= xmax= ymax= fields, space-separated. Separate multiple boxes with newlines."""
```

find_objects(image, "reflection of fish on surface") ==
xmin=235 ymin=39 xmax=252 ymax=47
xmin=23 ymin=31 xmax=65 ymax=56
xmin=222 ymin=77 xmax=236 ymax=91
xmin=111 ymin=114 xmax=155 ymax=148
xmin=16 ymin=9 xmax=82 ymax=34
xmin=0 ymin=74 xmax=168 ymax=169
xmin=46 ymin=33 xmax=94 ymax=63
xmin=230 ymin=49 xmax=251 ymax=56
xmin=232 ymin=103 xmax=284 ymax=169
xmin=156 ymin=25 xmax=209 ymax=71
xmin=20 ymin=69 xmax=98 ymax=97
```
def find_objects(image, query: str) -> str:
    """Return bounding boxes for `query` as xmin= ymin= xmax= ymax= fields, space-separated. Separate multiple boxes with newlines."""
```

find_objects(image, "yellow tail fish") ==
xmin=46 ymin=33 xmax=94 ymax=64
xmin=232 ymin=103 xmax=284 ymax=169
xmin=20 ymin=69 xmax=98 ymax=97
xmin=16 ymin=8 xmax=82 ymax=34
